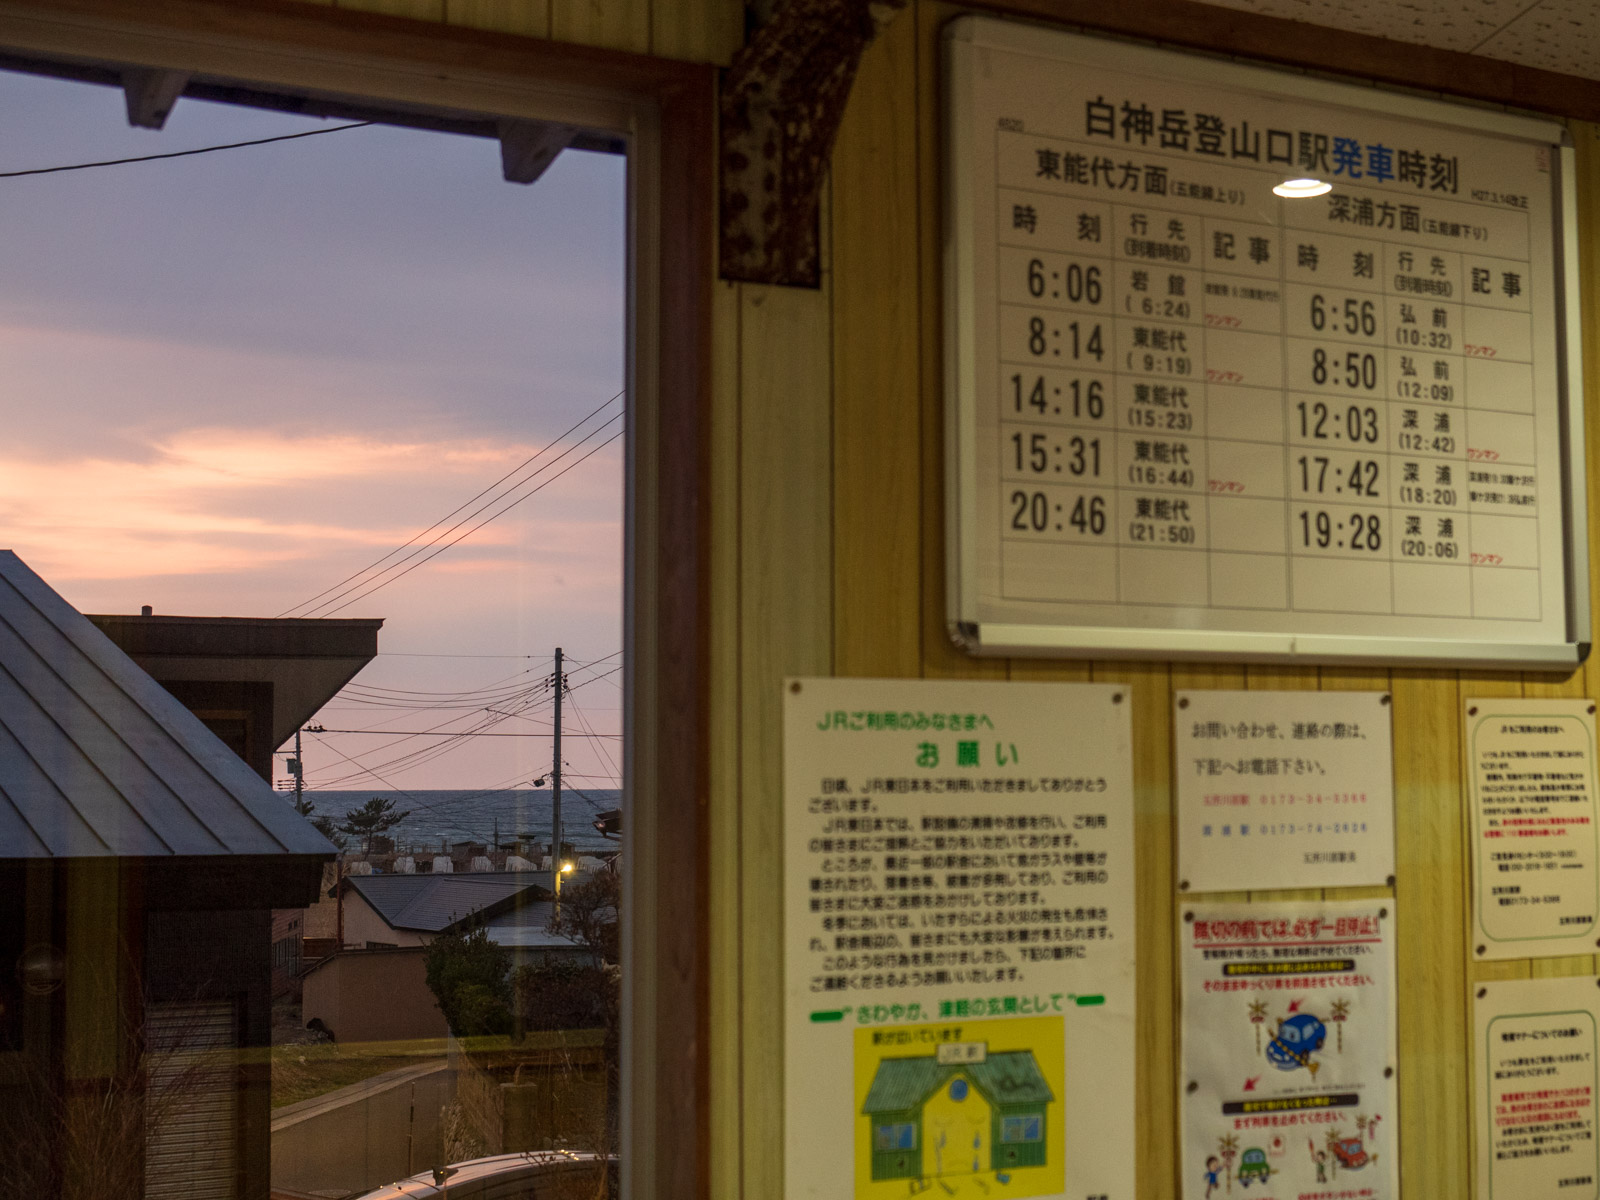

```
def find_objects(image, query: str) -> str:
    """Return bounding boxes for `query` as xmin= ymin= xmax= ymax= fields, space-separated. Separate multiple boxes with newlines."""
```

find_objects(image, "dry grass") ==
xmin=271 ymin=1039 xmax=447 ymax=1109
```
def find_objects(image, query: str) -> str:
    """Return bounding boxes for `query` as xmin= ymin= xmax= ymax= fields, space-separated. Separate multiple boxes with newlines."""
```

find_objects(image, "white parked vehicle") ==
xmin=350 ymin=1151 xmax=615 ymax=1199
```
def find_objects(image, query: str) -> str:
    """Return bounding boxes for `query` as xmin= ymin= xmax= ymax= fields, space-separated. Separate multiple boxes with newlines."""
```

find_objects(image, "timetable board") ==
xmin=944 ymin=17 xmax=1588 ymax=667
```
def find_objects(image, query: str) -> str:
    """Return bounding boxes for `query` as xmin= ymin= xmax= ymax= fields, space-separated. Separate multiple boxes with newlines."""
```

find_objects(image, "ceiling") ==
xmin=1187 ymin=0 xmax=1600 ymax=81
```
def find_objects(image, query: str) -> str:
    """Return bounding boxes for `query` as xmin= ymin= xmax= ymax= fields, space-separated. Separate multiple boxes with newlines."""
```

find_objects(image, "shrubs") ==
xmin=512 ymin=957 xmax=615 ymax=1032
xmin=423 ymin=925 xmax=513 ymax=1037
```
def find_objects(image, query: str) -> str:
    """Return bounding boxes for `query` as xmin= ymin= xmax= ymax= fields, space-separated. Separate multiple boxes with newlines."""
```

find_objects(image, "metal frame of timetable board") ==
xmin=944 ymin=16 xmax=1589 ymax=668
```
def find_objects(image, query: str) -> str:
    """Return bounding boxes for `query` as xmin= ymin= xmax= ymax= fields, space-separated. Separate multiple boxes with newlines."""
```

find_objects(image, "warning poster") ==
xmin=783 ymin=677 xmax=1137 ymax=1200
xmin=1180 ymin=898 xmax=1398 ymax=1200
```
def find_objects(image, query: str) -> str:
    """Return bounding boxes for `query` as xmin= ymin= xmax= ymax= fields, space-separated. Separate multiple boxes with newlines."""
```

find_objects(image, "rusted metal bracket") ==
xmin=720 ymin=0 xmax=906 ymax=287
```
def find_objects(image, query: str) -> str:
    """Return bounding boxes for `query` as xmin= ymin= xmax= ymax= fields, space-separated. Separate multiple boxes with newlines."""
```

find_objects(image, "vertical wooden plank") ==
xmin=63 ymin=859 xmax=123 ymax=1082
xmin=707 ymin=280 xmax=742 ymax=1200
xmin=1390 ymin=669 xmax=1468 ymax=1199
xmin=334 ymin=0 xmax=445 ymax=19
xmin=1573 ymin=123 xmax=1600 ymax=993
xmin=916 ymin=2 xmax=1004 ymax=684
xmin=1168 ymin=665 xmax=1245 ymax=1200
xmin=1459 ymin=674 xmax=1528 ymax=1200
xmin=1524 ymin=666 xmax=1585 ymax=699
xmin=550 ymin=0 xmax=650 ymax=54
xmin=1319 ymin=667 xmax=1390 ymax=693
xmin=1093 ymin=661 xmax=1173 ymax=1200
xmin=738 ymin=281 xmax=833 ymax=1200
xmin=1573 ymin=123 xmax=1600 ymax=713
xmin=651 ymin=0 xmax=742 ymax=64
xmin=447 ymin=0 xmax=550 ymax=37
xmin=831 ymin=12 xmax=922 ymax=678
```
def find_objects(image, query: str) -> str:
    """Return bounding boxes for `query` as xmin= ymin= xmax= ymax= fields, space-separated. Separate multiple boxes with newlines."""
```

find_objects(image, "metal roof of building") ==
xmin=0 ymin=551 xmax=336 ymax=860
xmin=344 ymin=871 xmax=566 ymax=933
xmin=860 ymin=1051 xmax=1054 ymax=1114
xmin=473 ymin=900 xmax=588 ymax=951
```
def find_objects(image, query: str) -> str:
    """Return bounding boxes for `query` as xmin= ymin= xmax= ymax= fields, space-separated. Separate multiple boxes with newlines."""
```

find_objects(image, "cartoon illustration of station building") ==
xmin=862 ymin=1047 xmax=1054 ymax=1182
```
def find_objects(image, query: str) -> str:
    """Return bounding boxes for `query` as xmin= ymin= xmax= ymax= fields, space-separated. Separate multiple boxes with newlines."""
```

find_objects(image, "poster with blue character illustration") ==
xmin=1180 ymin=899 xmax=1397 ymax=1200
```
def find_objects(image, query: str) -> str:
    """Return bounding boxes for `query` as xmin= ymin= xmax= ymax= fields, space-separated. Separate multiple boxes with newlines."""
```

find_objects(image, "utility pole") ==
xmin=551 ymin=646 xmax=564 ymax=912
xmin=293 ymin=727 xmax=305 ymax=814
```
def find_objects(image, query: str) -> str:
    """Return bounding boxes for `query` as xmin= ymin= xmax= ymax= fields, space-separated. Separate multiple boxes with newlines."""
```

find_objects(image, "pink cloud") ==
xmin=0 ymin=426 xmax=621 ymax=589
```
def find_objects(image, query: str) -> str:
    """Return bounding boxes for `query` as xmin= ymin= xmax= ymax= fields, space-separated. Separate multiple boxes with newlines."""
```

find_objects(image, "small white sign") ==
xmin=783 ymin=677 xmax=1137 ymax=1200
xmin=937 ymin=1042 xmax=989 ymax=1066
xmin=1467 ymin=698 xmax=1600 ymax=960
xmin=1180 ymin=899 xmax=1398 ymax=1200
xmin=1175 ymin=690 xmax=1394 ymax=892
xmin=1475 ymin=976 xmax=1600 ymax=1200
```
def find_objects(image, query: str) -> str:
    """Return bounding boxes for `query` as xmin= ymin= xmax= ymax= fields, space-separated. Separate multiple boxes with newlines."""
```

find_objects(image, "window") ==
xmin=0 ymin=7 xmax=713 ymax=1196
xmin=874 ymin=1122 xmax=917 ymax=1151
xmin=1001 ymin=1114 xmax=1043 ymax=1143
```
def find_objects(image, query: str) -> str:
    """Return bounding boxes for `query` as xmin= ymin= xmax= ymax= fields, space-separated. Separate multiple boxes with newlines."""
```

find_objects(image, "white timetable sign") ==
xmin=945 ymin=18 xmax=1588 ymax=667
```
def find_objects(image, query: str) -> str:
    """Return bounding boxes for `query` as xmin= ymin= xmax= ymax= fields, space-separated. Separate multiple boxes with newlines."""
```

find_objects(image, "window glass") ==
xmin=0 ymin=64 xmax=625 ymax=1199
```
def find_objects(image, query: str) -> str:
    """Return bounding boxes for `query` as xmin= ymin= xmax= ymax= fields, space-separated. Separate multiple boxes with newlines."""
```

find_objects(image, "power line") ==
xmin=313 ymin=727 xmax=621 ymax=738
xmin=303 ymin=731 xmax=494 ymax=842
xmin=377 ymin=652 xmax=556 ymax=659
xmin=279 ymin=391 xmax=623 ymax=617
xmin=0 ymin=121 xmax=373 ymax=179
xmin=313 ymin=427 xmax=624 ymax=617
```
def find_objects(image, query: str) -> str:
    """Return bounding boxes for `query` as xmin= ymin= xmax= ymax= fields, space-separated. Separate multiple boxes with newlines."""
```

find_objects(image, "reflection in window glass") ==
xmin=0 ymin=65 xmax=624 ymax=1200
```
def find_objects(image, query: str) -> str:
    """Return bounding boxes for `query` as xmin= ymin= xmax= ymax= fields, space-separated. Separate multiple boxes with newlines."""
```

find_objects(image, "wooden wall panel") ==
xmin=651 ymin=0 xmax=742 ymax=65
xmin=708 ymin=278 xmax=744 ymax=1200
xmin=735 ymin=279 xmax=834 ymax=1200
xmin=831 ymin=12 xmax=923 ymax=678
xmin=334 ymin=0 xmax=443 ymax=20
xmin=446 ymin=0 xmax=550 ymax=37
xmin=1094 ymin=660 xmax=1175 ymax=1200
xmin=551 ymin=0 xmax=650 ymax=55
xmin=1389 ymin=670 xmax=1469 ymax=1197
xmin=703 ymin=12 xmax=1600 ymax=1199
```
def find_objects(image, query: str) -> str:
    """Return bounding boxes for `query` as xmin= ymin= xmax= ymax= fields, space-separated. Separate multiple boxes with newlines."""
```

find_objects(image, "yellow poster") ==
xmin=854 ymin=1017 xmax=1065 ymax=1200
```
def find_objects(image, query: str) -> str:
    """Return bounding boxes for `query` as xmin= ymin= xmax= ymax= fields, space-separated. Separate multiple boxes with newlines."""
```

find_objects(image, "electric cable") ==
xmin=0 ymin=121 xmax=373 ymax=179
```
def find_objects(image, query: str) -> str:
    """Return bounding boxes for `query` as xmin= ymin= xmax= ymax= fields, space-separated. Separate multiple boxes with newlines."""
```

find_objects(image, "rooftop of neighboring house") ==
xmin=0 ymin=550 xmax=335 ymax=866
xmin=340 ymin=870 xmax=590 ymax=934
xmin=451 ymin=898 xmax=590 ymax=951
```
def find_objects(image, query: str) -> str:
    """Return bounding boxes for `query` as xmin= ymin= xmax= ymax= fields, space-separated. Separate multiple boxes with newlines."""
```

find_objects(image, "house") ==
xmin=861 ymin=1051 xmax=1054 ymax=1182
xmin=336 ymin=869 xmax=572 ymax=948
xmin=0 ymin=551 xmax=338 ymax=1200
xmin=303 ymin=871 xmax=591 ymax=1042
xmin=86 ymin=609 xmax=382 ymax=999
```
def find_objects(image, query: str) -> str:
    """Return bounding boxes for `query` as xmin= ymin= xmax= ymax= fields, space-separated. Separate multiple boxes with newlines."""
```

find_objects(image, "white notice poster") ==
xmin=1475 ymin=976 xmax=1600 ymax=1200
xmin=784 ymin=677 xmax=1136 ymax=1200
xmin=1175 ymin=689 xmax=1394 ymax=892
xmin=1467 ymin=698 xmax=1600 ymax=960
xmin=1181 ymin=899 xmax=1398 ymax=1200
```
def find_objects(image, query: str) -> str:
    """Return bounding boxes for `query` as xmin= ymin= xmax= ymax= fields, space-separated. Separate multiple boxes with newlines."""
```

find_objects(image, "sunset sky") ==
xmin=0 ymin=67 xmax=626 ymax=791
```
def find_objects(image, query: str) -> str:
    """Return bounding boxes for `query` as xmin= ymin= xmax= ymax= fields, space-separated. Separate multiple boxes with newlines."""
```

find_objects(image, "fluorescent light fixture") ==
xmin=1274 ymin=177 xmax=1332 ymax=199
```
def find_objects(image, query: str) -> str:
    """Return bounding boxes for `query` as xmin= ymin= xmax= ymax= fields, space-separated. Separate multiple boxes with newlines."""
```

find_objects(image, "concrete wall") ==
xmin=302 ymin=947 xmax=449 ymax=1043
xmin=271 ymin=1060 xmax=453 ymax=1196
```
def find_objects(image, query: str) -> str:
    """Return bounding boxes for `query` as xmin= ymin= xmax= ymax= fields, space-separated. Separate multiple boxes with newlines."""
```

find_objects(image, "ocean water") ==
xmin=291 ymin=788 xmax=622 ymax=854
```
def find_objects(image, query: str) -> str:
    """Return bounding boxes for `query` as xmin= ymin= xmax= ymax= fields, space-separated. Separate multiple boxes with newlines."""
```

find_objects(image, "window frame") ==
xmin=0 ymin=3 xmax=713 ymax=1197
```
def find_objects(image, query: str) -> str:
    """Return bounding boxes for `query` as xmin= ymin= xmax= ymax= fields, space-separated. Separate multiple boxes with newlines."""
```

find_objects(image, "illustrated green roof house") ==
xmin=861 ymin=1050 xmax=1055 ymax=1181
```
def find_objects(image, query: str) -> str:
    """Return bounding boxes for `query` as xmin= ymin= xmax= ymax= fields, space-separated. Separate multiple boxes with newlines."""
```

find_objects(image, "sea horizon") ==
xmin=287 ymin=788 xmax=622 ymax=855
